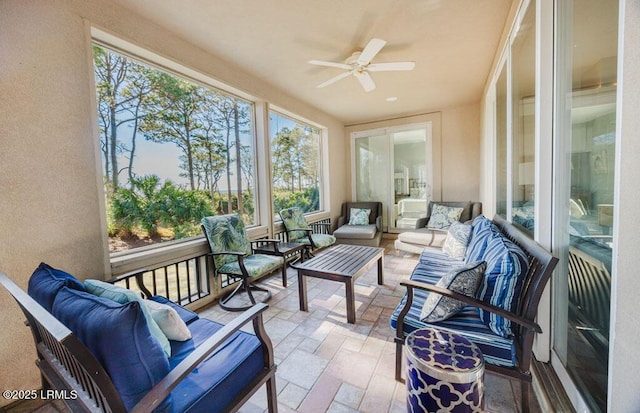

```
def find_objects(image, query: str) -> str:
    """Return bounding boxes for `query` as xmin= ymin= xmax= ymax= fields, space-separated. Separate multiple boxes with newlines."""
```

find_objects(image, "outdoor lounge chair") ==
xmin=201 ymin=214 xmax=284 ymax=311
xmin=278 ymin=207 xmax=336 ymax=258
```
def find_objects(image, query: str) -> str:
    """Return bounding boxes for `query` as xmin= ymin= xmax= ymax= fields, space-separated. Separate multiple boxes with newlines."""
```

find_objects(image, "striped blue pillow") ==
xmin=476 ymin=232 xmax=529 ymax=337
xmin=465 ymin=215 xmax=494 ymax=263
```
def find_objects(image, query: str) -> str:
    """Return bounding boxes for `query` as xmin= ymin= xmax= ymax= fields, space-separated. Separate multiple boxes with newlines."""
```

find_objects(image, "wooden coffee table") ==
xmin=295 ymin=244 xmax=384 ymax=323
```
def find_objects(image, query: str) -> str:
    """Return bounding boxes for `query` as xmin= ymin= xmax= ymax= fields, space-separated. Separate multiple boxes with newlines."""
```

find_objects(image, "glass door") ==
xmin=352 ymin=124 xmax=432 ymax=232
xmin=552 ymin=1 xmax=618 ymax=411
xmin=354 ymin=133 xmax=389 ymax=229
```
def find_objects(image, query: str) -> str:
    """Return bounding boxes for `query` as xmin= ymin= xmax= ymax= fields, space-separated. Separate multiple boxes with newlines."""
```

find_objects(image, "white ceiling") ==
xmin=108 ymin=0 xmax=513 ymax=125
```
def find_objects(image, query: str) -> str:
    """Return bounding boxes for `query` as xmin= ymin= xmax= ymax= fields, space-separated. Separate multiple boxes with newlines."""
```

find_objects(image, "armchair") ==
xmin=278 ymin=207 xmax=336 ymax=257
xmin=201 ymin=214 xmax=284 ymax=311
xmin=333 ymin=201 xmax=383 ymax=247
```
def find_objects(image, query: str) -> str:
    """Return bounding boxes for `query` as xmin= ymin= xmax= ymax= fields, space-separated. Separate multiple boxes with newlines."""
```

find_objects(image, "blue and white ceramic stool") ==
xmin=405 ymin=327 xmax=485 ymax=412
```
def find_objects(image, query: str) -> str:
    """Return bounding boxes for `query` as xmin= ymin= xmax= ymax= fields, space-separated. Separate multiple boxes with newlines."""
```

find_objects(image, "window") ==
xmin=510 ymin=1 xmax=536 ymax=233
xmin=269 ymin=111 xmax=322 ymax=219
xmin=93 ymin=45 xmax=257 ymax=253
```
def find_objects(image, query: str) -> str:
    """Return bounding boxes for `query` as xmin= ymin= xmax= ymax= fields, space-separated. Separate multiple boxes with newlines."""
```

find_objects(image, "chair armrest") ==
xmin=399 ymin=279 xmax=541 ymax=333
xmin=131 ymin=303 xmax=271 ymax=413
xmin=337 ymin=216 xmax=346 ymax=227
xmin=375 ymin=216 xmax=382 ymax=232
xmin=287 ymin=227 xmax=313 ymax=233
xmin=415 ymin=217 xmax=428 ymax=229
xmin=107 ymin=269 xmax=154 ymax=299
xmin=250 ymin=239 xmax=281 ymax=244
xmin=250 ymin=239 xmax=281 ymax=253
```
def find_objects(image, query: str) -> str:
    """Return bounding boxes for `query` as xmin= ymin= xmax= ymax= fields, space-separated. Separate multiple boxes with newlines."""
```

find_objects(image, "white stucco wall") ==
xmin=0 ymin=0 xmax=347 ymax=402
xmin=608 ymin=0 xmax=640 ymax=410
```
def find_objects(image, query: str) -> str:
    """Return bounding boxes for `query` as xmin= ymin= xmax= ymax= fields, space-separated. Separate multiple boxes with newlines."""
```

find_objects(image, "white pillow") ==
xmin=143 ymin=299 xmax=192 ymax=341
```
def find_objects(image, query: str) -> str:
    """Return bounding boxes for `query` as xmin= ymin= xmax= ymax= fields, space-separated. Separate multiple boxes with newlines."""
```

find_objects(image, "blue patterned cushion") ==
xmin=420 ymin=261 xmax=486 ymax=322
xmin=442 ymin=222 xmax=472 ymax=259
xmin=477 ymin=232 xmax=530 ymax=337
xmin=349 ymin=208 xmax=371 ymax=225
xmin=426 ymin=204 xmax=464 ymax=229
xmin=202 ymin=215 xmax=252 ymax=269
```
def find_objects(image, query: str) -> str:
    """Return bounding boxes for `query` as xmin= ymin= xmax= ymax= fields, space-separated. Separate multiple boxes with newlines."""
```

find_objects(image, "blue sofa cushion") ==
xmin=477 ymin=231 xmax=529 ymax=338
xmin=27 ymin=262 xmax=86 ymax=312
xmin=52 ymin=287 xmax=171 ymax=412
xmin=168 ymin=318 xmax=265 ymax=413
xmin=84 ymin=279 xmax=171 ymax=357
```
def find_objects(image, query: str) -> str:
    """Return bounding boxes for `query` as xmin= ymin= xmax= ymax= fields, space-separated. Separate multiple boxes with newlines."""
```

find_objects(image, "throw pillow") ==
xmin=27 ymin=262 xmax=86 ymax=312
xmin=144 ymin=299 xmax=192 ymax=341
xmin=426 ymin=204 xmax=464 ymax=229
xmin=84 ymin=279 xmax=171 ymax=356
xmin=476 ymin=232 xmax=529 ymax=338
xmin=52 ymin=287 xmax=171 ymax=412
xmin=442 ymin=222 xmax=472 ymax=260
xmin=349 ymin=208 xmax=371 ymax=225
xmin=420 ymin=261 xmax=486 ymax=322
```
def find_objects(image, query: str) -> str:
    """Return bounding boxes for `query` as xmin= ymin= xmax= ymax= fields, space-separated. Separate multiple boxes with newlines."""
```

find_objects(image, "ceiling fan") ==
xmin=309 ymin=38 xmax=415 ymax=92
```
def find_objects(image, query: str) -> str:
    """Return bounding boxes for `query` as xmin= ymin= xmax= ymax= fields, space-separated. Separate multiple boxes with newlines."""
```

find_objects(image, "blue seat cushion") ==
xmin=150 ymin=295 xmax=200 ymax=325
xmin=168 ymin=318 xmax=265 ymax=413
xmin=28 ymin=262 xmax=86 ymax=312
xmin=52 ymin=287 xmax=171 ymax=412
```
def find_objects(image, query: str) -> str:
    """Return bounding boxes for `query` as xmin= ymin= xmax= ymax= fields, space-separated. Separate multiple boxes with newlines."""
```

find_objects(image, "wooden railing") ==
xmin=109 ymin=216 xmax=332 ymax=309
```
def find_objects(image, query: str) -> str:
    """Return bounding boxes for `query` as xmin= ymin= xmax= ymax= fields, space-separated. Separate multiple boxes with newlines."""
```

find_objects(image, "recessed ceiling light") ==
xmin=386 ymin=96 xmax=398 ymax=102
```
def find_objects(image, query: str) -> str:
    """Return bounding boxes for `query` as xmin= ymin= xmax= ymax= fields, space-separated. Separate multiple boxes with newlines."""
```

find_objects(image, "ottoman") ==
xmin=405 ymin=327 xmax=485 ymax=412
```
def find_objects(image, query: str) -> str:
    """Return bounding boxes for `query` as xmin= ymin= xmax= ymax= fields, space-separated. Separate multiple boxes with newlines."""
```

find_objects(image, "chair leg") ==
xmin=521 ymin=380 xmax=531 ymax=413
xmin=219 ymin=277 xmax=272 ymax=312
xmin=395 ymin=340 xmax=405 ymax=383
xmin=265 ymin=376 xmax=278 ymax=413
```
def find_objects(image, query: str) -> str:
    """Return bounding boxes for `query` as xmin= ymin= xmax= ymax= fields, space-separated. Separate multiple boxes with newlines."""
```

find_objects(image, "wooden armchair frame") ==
xmin=0 ymin=272 xmax=277 ymax=413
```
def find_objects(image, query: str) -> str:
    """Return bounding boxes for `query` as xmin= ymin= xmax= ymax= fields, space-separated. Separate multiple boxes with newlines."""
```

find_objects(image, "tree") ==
xmin=140 ymin=73 xmax=205 ymax=191
xmin=93 ymin=46 xmax=151 ymax=189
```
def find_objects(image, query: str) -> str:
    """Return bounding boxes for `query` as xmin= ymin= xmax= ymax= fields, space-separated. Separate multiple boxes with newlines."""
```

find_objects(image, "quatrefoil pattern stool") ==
xmin=405 ymin=328 xmax=485 ymax=412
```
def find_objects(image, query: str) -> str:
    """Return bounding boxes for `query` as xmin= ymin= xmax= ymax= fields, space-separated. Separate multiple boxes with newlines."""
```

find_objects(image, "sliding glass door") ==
xmin=552 ymin=1 xmax=618 ymax=411
xmin=352 ymin=124 xmax=432 ymax=232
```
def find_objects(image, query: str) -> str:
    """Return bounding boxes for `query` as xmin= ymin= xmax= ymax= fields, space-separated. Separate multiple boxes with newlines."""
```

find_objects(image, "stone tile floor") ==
xmin=3 ymin=240 xmax=540 ymax=413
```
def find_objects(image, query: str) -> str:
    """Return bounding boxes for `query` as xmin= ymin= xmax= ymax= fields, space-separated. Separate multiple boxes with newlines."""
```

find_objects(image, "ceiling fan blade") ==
xmin=316 ymin=71 xmax=352 ymax=88
xmin=309 ymin=60 xmax=352 ymax=70
xmin=357 ymin=38 xmax=387 ymax=66
xmin=368 ymin=61 xmax=416 ymax=71
xmin=355 ymin=71 xmax=376 ymax=92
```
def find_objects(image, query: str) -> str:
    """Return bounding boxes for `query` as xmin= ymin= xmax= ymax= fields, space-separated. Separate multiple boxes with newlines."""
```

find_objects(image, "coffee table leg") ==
xmin=298 ymin=271 xmax=308 ymax=312
xmin=345 ymin=279 xmax=356 ymax=324
xmin=377 ymin=255 xmax=384 ymax=285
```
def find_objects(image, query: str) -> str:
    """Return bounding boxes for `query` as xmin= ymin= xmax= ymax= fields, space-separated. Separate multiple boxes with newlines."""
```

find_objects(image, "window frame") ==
xmin=268 ymin=106 xmax=327 ymax=223
xmin=91 ymin=29 xmax=266 ymax=257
